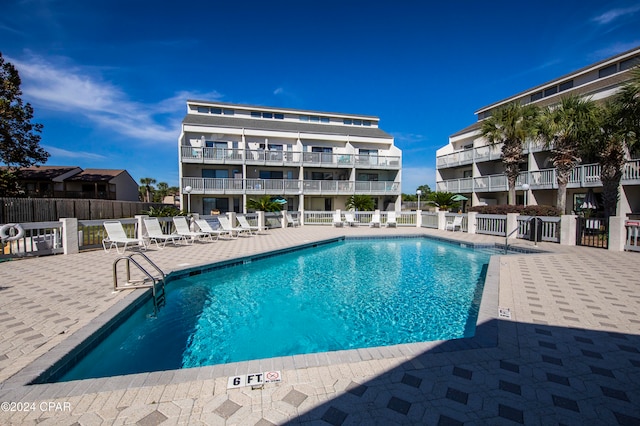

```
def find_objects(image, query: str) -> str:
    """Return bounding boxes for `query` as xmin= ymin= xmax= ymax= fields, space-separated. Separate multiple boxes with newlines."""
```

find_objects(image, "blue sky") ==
xmin=2 ymin=0 xmax=640 ymax=194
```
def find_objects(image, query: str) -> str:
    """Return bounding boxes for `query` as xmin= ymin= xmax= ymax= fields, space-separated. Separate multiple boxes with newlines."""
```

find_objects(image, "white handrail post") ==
xmin=560 ymin=214 xmax=576 ymax=246
xmin=60 ymin=218 xmax=79 ymax=255
xmin=609 ymin=216 xmax=626 ymax=251
xmin=467 ymin=212 xmax=477 ymax=234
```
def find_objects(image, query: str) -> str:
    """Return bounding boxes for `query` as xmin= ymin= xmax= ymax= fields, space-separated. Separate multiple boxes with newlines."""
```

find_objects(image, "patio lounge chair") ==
xmin=386 ymin=211 xmax=398 ymax=228
xmin=333 ymin=212 xmax=345 ymax=227
xmin=344 ymin=212 xmax=359 ymax=227
xmin=445 ymin=215 xmax=463 ymax=232
xmin=217 ymin=215 xmax=250 ymax=238
xmin=237 ymin=215 xmax=262 ymax=235
xmin=102 ymin=221 xmax=146 ymax=254
xmin=286 ymin=212 xmax=300 ymax=227
xmin=195 ymin=219 xmax=230 ymax=240
xmin=143 ymin=217 xmax=185 ymax=248
xmin=370 ymin=213 xmax=381 ymax=228
xmin=173 ymin=216 xmax=211 ymax=243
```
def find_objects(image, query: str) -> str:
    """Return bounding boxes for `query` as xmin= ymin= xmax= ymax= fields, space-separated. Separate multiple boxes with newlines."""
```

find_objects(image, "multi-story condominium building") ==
xmin=179 ymin=101 xmax=401 ymax=214
xmin=436 ymin=46 xmax=640 ymax=216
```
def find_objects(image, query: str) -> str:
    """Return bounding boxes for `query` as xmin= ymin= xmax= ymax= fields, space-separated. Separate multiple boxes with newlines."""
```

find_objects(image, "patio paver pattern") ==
xmin=0 ymin=226 xmax=639 ymax=425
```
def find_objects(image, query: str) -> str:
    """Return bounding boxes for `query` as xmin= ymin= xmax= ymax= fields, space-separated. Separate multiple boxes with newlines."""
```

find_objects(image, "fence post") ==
xmin=506 ymin=213 xmax=519 ymax=239
xmin=134 ymin=215 xmax=147 ymax=240
xmin=608 ymin=216 xmax=626 ymax=252
xmin=257 ymin=211 xmax=265 ymax=230
xmin=282 ymin=210 xmax=289 ymax=228
xmin=60 ymin=218 xmax=79 ymax=255
xmin=227 ymin=211 xmax=237 ymax=227
xmin=416 ymin=210 xmax=422 ymax=227
xmin=437 ymin=210 xmax=446 ymax=230
xmin=467 ymin=212 xmax=477 ymax=234
xmin=560 ymin=215 xmax=576 ymax=246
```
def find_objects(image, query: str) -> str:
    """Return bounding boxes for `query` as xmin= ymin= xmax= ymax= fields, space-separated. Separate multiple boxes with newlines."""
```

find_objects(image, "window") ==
xmin=197 ymin=106 xmax=209 ymax=113
xmin=251 ymin=111 xmax=261 ymax=118
xmin=530 ymin=91 xmax=543 ymax=102
xmin=343 ymin=119 xmax=352 ymax=125
xmin=599 ymin=64 xmax=617 ymax=78
xmin=202 ymin=169 xmax=229 ymax=178
xmin=274 ymin=113 xmax=284 ymax=119
xmin=353 ymin=119 xmax=362 ymax=126
xmin=259 ymin=171 xmax=283 ymax=179
xmin=621 ymin=57 xmax=640 ymax=71
xmin=544 ymin=86 xmax=558 ymax=97
xmin=559 ymin=80 xmax=574 ymax=92
xmin=310 ymin=116 xmax=320 ymax=122
xmin=223 ymin=109 xmax=234 ymax=115
xmin=211 ymin=107 xmax=222 ymax=115
xmin=320 ymin=117 xmax=330 ymax=123
xmin=300 ymin=115 xmax=309 ymax=121
xmin=263 ymin=112 xmax=273 ymax=119
xmin=363 ymin=120 xmax=371 ymax=126
xmin=357 ymin=173 xmax=378 ymax=181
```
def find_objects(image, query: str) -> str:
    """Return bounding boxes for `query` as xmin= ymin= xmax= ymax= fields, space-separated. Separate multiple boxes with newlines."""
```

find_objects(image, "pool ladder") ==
xmin=113 ymin=252 xmax=166 ymax=312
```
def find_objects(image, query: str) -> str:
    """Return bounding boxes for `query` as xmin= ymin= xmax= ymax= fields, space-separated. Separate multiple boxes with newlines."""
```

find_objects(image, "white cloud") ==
xmin=591 ymin=41 xmax=640 ymax=59
xmin=7 ymin=54 xmax=222 ymax=144
xmin=43 ymin=145 xmax=107 ymax=160
xmin=592 ymin=5 xmax=640 ymax=25
xmin=273 ymin=87 xmax=284 ymax=95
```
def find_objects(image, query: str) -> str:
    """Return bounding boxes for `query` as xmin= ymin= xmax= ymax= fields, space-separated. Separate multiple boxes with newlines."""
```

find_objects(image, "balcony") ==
xmin=181 ymin=178 xmax=401 ymax=196
xmin=435 ymin=160 xmax=640 ymax=194
xmin=436 ymin=144 xmax=503 ymax=169
xmin=180 ymin=147 xmax=400 ymax=170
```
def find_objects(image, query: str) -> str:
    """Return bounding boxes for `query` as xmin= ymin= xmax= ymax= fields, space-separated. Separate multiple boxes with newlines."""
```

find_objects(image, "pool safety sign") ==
xmin=227 ymin=371 xmax=282 ymax=389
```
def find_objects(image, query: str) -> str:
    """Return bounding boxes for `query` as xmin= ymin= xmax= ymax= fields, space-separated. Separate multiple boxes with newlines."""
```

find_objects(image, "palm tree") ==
xmin=426 ymin=191 xmax=459 ymax=211
xmin=154 ymin=182 xmax=169 ymax=203
xmin=139 ymin=177 xmax=156 ymax=203
xmin=537 ymin=95 xmax=600 ymax=214
xmin=480 ymin=102 xmax=539 ymax=205
xmin=345 ymin=195 xmax=374 ymax=211
xmin=587 ymin=66 xmax=640 ymax=219
xmin=246 ymin=196 xmax=282 ymax=212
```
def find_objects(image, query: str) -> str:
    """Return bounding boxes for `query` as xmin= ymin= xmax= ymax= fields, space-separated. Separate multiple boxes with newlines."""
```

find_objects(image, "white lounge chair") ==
xmin=217 ymin=216 xmax=250 ymax=238
xmin=102 ymin=221 xmax=146 ymax=254
xmin=386 ymin=211 xmax=398 ymax=228
xmin=344 ymin=212 xmax=359 ymax=227
xmin=445 ymin=215 xmax=463 ymax=232
xmin=195 ymin=219 xmax=229 ymax=240
xmin=286 ymin=212 xmax=300 ymax=227
xmin=369 ymin=213 xmax=381 ymax=228
xmin=143 ymin=217 xmax=185 ymax=248
xmin=333 ymin=212 xmax=345 ymax=227
xmin=173 ymin=216 xmax=211 ymax=243
xmin=237 ymin=215 xmax=262 ymax=235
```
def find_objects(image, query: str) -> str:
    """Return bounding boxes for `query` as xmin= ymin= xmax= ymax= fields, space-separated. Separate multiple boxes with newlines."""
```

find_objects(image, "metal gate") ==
xmin=576 ymin=217 xmax=608 ymax=249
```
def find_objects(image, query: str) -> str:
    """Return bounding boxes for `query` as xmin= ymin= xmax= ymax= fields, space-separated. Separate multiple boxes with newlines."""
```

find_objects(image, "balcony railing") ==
xmin=437 ymin=141 xmax=560 ymax=169
xmin=436 ymin=160 xmax=640 ymax=194
xmin=181 ymin=178 xmax=400 ymax=195
xmin=181 ymin=147 xmax=400 ymax=169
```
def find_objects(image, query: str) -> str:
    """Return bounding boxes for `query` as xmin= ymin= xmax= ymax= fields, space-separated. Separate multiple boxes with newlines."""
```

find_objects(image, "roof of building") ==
xmin=182 ymin=113 xmax=394 ymax=139
xmin=66 ymin=169 xmax=129 ymax=182
xmin=187 ymin=99 xmax=380 ymax=121
xmin=475 ymin=46 xmax=640 ymax=114
xmin=12 ymin=166 xmax=81 ymax=181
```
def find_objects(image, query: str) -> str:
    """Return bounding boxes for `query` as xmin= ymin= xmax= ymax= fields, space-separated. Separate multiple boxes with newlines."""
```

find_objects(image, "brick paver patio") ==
xmin=0 ymin=226 xmax=638 ymax=425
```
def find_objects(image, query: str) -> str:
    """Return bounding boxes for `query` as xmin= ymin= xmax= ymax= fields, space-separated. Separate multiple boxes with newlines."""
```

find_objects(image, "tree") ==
xmin=426 ymin=191 xmax=459 ymax=211
xmin=402 ymin=184 xmax=431 ymax=201
xmin=538 ymin=95 xmax=600 ymax=214
xmin=139 ymin=177 xmax=156 ymax=202
xmin=247 ymin=195 xmax=282 ymax=212
xmin=153 ymin=182 xmax=170 ymax=202
xmin=480 ymin=102 xmax=539 ymax=205
xmin=0 ymin=52 xmax=49 ymax=195
xmin=345 ymin=194 xmax=374 ymax=211
xmin=584 ymin=66 xmax=640 ymax=219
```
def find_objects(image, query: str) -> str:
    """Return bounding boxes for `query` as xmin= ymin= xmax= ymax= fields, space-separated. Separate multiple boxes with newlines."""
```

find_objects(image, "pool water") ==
xmin=60 ymin=238 xmax=494 ymax=381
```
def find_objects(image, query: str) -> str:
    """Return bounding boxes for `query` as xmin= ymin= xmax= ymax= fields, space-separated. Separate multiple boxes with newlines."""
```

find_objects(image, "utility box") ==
xmin=529 ymin=217 xmax=543 ymax=242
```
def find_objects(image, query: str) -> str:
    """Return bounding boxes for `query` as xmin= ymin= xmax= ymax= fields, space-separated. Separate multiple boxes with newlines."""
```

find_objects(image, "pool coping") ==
xmin=1 ymin=234 xmax=533 ymax=399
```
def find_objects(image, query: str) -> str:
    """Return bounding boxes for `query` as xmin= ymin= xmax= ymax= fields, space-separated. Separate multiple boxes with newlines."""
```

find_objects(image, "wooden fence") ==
xmin=0 ymin=198 xmax=168 ymax=223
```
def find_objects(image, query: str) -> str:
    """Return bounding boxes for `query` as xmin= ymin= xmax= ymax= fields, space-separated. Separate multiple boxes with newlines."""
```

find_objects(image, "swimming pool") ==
xmin=59 ymin=237 xmax=499 ymax=381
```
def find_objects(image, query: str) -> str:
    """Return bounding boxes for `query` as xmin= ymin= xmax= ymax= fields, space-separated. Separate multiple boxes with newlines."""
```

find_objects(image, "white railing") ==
xmin=181 ymin=178 xmax=400 ymax=195
xmin=476 ymin=214 xmax=507 ymax=236
xmin=421 ymin=212 xmax=439 ymax=228
xmin=437 ymin=160 xmax=640 ymax=194
xmin=304 ymin=211 xmax=336 ymax=225
xmin=516 ymin=216 xmax=561 ymax=243
xmin=625 ymin=220 xmax=640 ymax=252
xmin=0 ymin=221 xmax=64 ymax=258
xmin=444 ymin=213 xmax=468 ymax=232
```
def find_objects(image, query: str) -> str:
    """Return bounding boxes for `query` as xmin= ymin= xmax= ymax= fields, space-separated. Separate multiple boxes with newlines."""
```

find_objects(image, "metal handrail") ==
xmin=113 ymin=252 xmax=166 ymax=312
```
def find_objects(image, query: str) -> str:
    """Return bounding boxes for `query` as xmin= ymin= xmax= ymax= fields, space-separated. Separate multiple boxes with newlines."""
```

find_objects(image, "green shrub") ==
xmin=468 ymin=204 xmax=560 ymax=216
